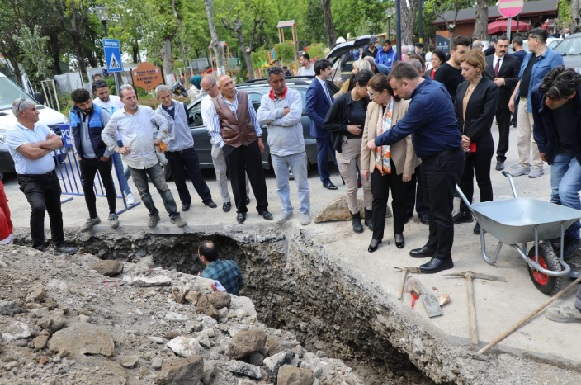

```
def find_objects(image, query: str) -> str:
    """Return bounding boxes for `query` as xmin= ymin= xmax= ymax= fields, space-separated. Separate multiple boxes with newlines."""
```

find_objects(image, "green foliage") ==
xmin=559 ymin=0 xmax=572 ymax=27
xmin=331 ymin=0 xmax=386 ymax=39
xmin=14 ymin=26 xmax=52 ymax=84
xmin=251 ymin=50 xmax=268 ymax=69
xmin=275 ymin=42 xmax=295 ymax=65
xmin=306 ymin=43 xmax=324 ymax=60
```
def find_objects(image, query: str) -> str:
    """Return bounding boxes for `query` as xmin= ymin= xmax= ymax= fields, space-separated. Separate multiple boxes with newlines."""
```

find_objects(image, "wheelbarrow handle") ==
xmin=501 ymin=171 xmax=518 ymax=198
xmin=455 ymin=185 xmax=472 ymax=210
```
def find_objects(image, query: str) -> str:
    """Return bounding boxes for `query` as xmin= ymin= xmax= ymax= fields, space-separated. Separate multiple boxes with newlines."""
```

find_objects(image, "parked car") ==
xmin=184 ymin=78 xmax=330 ymax=173
xmin=554 ymin=33 xmax=581 ymax=71
xmin=0 ymin=72 xmax=68 ymax=174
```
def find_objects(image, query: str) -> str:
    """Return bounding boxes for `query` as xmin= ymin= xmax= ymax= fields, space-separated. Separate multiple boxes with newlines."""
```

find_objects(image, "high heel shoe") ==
xmin=368 ymin=239 xmax=382 ymax=253
xmin=395 ymin=234 xmax=405 ymax=249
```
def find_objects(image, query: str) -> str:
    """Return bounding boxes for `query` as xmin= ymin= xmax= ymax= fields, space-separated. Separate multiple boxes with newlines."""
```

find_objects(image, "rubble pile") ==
xmin=0 ymin=245 xmax=363 ymax=385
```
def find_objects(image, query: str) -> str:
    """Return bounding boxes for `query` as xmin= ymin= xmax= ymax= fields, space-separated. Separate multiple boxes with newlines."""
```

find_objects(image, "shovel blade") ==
xmin=422 ymin=293 xmax=443 ymax=318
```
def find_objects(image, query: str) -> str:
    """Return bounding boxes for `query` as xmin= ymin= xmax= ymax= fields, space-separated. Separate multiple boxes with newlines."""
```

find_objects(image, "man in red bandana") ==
xmin=257 ymin=67 xmax=311 ymax=225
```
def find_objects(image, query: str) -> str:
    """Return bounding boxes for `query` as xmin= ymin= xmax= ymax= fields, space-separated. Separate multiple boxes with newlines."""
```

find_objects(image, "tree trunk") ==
xmin=132 ymin=40 xmax=140 ymax=63
xmin=320 ymin=0 xmax=336 ymax=48
xmin=234 ymin=25 xmax=254 ymax=80
xmin=161 ymin=38 xmax=174 ymax=79
xmin=473 ymin=0 xmax=488 ymax=40
xmin=204 ymin=0 xmax=225 ymax=74
xmin=47 ymin=33 xmax=62 ymax=75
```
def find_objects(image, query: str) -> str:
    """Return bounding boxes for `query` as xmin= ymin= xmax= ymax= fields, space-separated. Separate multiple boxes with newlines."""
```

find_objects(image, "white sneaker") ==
xmin=0 ymin=234 xmax=13 ymax=244
xmin=300 ymin=213 xmax=311 ymax=226
xmin=276 ymin=212 xmax=293 ymax=224
xmin=125 ymin=193 xmax=136 ymax=205
xmin=528 ymin=168 xmax=544 ymax=178
xmin=509 ymin=165 xmax=531 ymax=177
xmin=81 ymin=216 xmax=101 ymax=232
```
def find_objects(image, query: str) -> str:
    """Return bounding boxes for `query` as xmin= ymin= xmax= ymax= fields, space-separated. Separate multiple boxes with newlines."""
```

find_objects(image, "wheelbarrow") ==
xmin=456 ymin=171 xmax=581 ymax=295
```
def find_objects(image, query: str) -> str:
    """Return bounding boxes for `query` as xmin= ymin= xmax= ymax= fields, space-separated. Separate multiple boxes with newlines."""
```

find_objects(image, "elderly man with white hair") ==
xmin=154 ymin=84 xmax=216 ymax=212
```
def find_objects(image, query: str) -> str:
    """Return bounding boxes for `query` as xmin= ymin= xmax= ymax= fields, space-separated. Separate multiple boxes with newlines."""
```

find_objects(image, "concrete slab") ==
xmin=2 ymin=124 xmax=580 ymax=373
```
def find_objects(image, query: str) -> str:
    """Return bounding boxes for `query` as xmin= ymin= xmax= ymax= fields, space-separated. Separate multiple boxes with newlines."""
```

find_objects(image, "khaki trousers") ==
xmin=336 ymin=137 xmax=372 ymax=214
xmin=516 ymin=98 xmax=543 ymax=169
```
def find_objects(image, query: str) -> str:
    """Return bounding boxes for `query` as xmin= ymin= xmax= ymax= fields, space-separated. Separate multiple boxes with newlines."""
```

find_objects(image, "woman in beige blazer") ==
xmin=361 ymin=74 xmax=420 ymax=252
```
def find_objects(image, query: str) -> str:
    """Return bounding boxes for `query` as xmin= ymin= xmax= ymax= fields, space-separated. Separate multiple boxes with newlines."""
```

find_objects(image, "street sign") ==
xmin=498 ymin=0 xmax=524 ymax=19
xmin=103 ymin=39 xmax=123 ymax=73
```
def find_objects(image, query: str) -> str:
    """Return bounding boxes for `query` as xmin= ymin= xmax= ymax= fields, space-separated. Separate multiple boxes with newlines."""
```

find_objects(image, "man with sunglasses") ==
xmin=508 ymin=28 xmax=564 ymax=178
xmin=531 ymin=66 xmax=581 ymax=259
xmin=6 ymin=98 xmax=77 ymax=254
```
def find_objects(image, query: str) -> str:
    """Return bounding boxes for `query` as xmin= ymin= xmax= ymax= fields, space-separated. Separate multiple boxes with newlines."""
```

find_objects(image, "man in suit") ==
xmin=484 ymin=35 xmax=521 ymax=171
xmin=305 ymin=59 xmax=338 ymax=190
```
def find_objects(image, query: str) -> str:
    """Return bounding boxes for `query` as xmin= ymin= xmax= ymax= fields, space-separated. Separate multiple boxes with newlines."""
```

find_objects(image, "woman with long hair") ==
xmin=453 ymin=50 xmax=499 ymax=234
xmin=324 ymin=70 xmax=375 ymax=233
xmin=361 ymin=74 xmax=420 ymax=252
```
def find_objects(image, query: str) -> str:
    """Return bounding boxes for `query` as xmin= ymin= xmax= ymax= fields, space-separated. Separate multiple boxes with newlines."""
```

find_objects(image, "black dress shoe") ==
xmin=323 ymin=181 xmax=338 ymax=190
xmin=223 ymin=202 xmax=232 ymax=212
xmin=245 ymin=196 xmax=250 ymax=205
xmin=409 ymin=245 xmax=436 ymax=258
xmin=55 ymin=244 xmax=77 ymax=255
xmin=204 ymin=200 xmax=217 ymax=208
xmin=35 ymin=245 xmax=47 ymax=252
xmin=453 ymin=211 xmax=474 ymax=224
xmin=259 ymin=210 xmax=273 ymax=220
xmin=368 ymin=239 xmax=382 ymax=253
xmin=182 ymin=203 xmax=191 ymax=211
xmin=419 ymin=214 xmax=429 ymax=224
xmin=236 ymin=212 xmax=247 ymax=224
xmin=395 ymin=234 xmax=405 ymax=249
xmin=473 ymin=222 xmax=481 ymax=234
xmin=495 ymin=161 xmax=505 ymax=171
xmin=420 ymin=257 xmax=454 ymax=274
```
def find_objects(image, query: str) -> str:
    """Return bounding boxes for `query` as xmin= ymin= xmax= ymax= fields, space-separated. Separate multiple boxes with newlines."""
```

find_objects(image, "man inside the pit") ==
xmin=198 ymin=239 xmax=243 ymax=295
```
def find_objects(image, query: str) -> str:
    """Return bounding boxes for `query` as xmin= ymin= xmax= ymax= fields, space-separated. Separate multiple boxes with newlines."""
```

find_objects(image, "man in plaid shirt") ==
xmin=198 ymin=240 xmax=243 ymax=295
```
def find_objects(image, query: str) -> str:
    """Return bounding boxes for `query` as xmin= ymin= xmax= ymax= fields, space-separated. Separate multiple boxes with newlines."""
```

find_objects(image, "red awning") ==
xmin=488 ymin=19 xmax=531 ymax=35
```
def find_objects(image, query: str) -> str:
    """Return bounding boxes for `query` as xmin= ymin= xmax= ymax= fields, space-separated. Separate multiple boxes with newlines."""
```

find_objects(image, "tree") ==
xmin=320 ymin=0 xmax=336 ymax=48
xmin=14 ymin=26 xmax=52 ymax=86
xmin=205 ymin=0 xmax=225 ymax=74
xmin=427 ymin=0 xmax=472 ymax=44
xmin=473 ymin=0 xmax=488 ymax=40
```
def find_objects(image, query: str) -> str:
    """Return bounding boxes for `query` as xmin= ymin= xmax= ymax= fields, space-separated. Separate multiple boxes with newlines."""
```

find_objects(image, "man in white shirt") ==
xmin=92 ymin=80 xmax=136 ymax=206
xmin=102 ymin=84 xmax=186 ymax=229
xmin=297 ymin=53 xmax=315 ymax=77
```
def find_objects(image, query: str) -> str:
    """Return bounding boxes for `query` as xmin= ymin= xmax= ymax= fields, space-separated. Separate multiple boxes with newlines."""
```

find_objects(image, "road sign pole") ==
xmin=507 ymin=17 xmax=512 ymax=41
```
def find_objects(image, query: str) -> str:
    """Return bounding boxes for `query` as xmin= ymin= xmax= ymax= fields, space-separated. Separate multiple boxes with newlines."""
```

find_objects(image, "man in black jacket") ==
xmin=434 ymin=36 xmax=471 ymax=103
xmin=531 ymin=66 xmax=581 ymax=258
xmin=484 ymin=35 xmax=521 ymax=171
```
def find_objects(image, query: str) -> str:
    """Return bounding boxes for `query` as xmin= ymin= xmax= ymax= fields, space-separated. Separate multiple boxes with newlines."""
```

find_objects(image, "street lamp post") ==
xmin=385 ymin=8 xmax=394 ymax=40
xmin=92 ymin=6 xmax=120 ymax=92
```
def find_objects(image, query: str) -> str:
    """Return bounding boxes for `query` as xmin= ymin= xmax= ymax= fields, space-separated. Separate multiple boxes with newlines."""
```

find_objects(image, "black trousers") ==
xmin=459 ymin=142 xmax=494 ymax=212
xmin=496 ymin=108 xmax=512 ymax=162
xmin=79 ymin=157 xmax=116 ymax=218
xmin=421 ymin=148 xmax=465 ymax=261
xmin=406 ymin=164 xmax=429 ymax=217
xmin=17 ymin=172 xmax=64 ymax=248
xmin=223 ymin=141 xmax=268 ymax=214
xmin=370 ymin=161 xmax=407 ymax=240
xmin=166 ymin=148 xmax=212 ymax=205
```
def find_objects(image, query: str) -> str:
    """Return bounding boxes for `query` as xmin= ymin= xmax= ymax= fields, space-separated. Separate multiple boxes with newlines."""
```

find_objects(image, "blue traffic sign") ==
xmin=103 ymin=39 xmax=123 ymax=73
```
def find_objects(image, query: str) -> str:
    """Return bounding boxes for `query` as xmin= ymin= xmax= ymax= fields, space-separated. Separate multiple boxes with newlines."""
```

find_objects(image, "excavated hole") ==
xmin=73 ymin=231 xmax=452 ymax=385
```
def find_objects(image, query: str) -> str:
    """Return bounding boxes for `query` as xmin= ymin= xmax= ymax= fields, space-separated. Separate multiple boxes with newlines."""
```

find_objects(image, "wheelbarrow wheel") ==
xmin=527 ymin=243 xmax=566 ymax=295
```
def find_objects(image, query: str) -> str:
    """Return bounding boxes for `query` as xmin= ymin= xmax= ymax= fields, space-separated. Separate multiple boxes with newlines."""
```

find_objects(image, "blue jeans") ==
xmin=272 ymin=152 xmax=310 ymax=215
xmin=111 ymin=152 xmax=132 ymax=195
xmin=129 ymin=163 xmax=179 ymax=220
xmin=550 ymin=151 xmax=581 ymax=240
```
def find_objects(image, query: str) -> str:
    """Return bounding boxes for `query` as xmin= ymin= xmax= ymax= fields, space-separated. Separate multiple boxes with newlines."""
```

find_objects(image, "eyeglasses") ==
xmin=203 ymin=84 xmax=215 ymax=93
xmin=16 ymin=97 xmax=25 ymax=112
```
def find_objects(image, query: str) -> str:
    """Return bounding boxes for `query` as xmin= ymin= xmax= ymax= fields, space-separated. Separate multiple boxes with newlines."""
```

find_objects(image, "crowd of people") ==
xmin=1 ymin=27 xmax=581 ymax=321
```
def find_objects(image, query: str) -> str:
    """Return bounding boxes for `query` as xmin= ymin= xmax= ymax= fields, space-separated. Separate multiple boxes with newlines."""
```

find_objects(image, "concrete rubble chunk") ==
xmin=90 ymin=260 xmax=123 ymax=276
xmin=133 ymin=275 xmax=172 ymax=287
xmin=48 ymin=323 xmax=115 ymax=358
xmin=2 ymin=321 xmax=31 ymax=342
xmin=167 ymin=336 xmax=204 ymax=357
xmin=26 ymin=284 xmax=46 ymax=302
xmin=229 ymin=296 xmax=257 ymax=321
xmin=165 ymin=312 xmax=188 ymax=323
xmin=184 ymin=290 xmax=201 ymax=305
xmin=228 ymin=328 xmax=267 ymax=359
xmin=0 ymin=300 xmax=19 ymax=315
xmin=263 ymin=350 xmax=295 ymax=379
xmin=226 ymin=360 xmax=263 ymax=380
xmin=277 ymin=365 xmax=315 ymax=385
xmin=207 ymin=292 xmax=231 ymax=309
xmin=151 ymin=357 xmax=163 ymax=370
xmin=314 ymin=196 xmax=390 ymax=223
xmin=120 ymin=355 xmax=139 ymax=368
xmin=33 ymin=334 xmax=50 ymax=350
xmin=155 ymin=356 xmax=203 ymax=385
xmin=196 ymin=295 xmax=220 ymax=320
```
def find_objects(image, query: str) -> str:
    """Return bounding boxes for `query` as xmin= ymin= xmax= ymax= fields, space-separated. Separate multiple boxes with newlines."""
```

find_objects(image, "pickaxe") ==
xmin=395 ymin=267 xmax=421 ymax=301
xmin=443 ymin=271 xmax=506 ymax=347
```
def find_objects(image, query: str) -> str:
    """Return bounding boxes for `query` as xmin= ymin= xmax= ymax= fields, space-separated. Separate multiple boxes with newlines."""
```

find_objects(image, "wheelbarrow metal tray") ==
xmin=470 ymin=198 xmax=581 ymax=244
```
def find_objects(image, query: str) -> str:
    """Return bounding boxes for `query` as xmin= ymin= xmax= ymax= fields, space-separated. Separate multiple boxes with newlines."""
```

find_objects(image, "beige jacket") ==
xmin=360 ymin=100 xmax=420 ymax=175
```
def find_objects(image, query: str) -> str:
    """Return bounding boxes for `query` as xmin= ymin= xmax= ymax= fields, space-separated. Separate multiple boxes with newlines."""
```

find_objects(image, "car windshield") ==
xmin=555 ymin=37 xmax=581 ymax=55
xmin=0 ymin=77 xmax=34 ymax=111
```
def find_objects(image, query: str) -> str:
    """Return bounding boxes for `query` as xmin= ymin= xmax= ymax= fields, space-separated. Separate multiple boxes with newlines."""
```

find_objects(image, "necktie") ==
xmin=494 ymin=58 xmax=501 ymax=78
xmin=323 ymin=82 xmax=333 ymax=105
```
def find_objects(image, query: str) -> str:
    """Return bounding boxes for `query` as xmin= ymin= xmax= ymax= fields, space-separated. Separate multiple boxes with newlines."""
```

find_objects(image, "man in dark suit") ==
xmin=305 ymin=59 xmax=338 ymax=190
xmin=484 ymin=35 xmax=521 ymax=171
